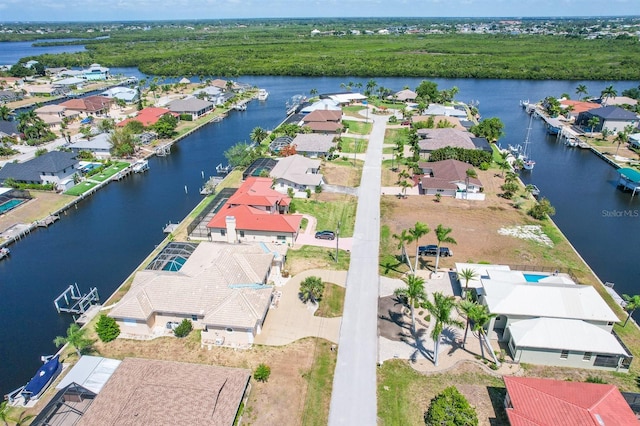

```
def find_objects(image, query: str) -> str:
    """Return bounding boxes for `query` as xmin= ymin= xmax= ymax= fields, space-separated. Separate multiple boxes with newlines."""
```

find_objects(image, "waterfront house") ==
xmin=575 ymin=106 xmax=638 ymax=134
xmin=100 ymin=86 xmax=138 ymax=103
xmin=418 ymin=159 xmax=484 ymax=200
xmin=559 ymin=99 xmax=600 ymax=120
xmin=117 ymin=107 xmax=176 ymax=128
xmin=0 ymin=90 xmax=20 ymax=103
xmin=290 ymin=133 xmax=336 ymax=158
xmin=22 ymin=83 xmax=63 ymax=97
xmin=269 ymin=135 xmax=294 ymax=154
xmin=0 ymin=151 xmax=78 ymax=189
xmin=417 ymin=128 xmax=477 ymax=155
xmin=393 ymin=89 xmax=418 ymax=102
xmin=475 ymin=271 xmax=631 ymax=371
xmin=270 ymin=154 xmax=323 ymax=194
xmin=167 ymin=98 xmax=214 ymax=119
xmin=59 ymin=96 xmax=114 ymax=116
xmin=422 ymin=103 xmax=468 ymax=118
xmin=301 ymin=109 xmax=343 ymax=134
xmin=109 ymin=241 xmax=280 ymax=346
xmin=68 ymin=133 xmax=112 ymax=159
xmin=75 ymin=358 xmax=250 ymax=426
xmin=81 ymin=64 xmax=110 ymax=81
xmin=206 ymin=177 xmax=302 ymax=245
xmin=0 ymin=120 xmax=21 ymax=140
xmin=503 ymin=376 xmax=637 ymax=425
xmin=300 ymin=98 xmax=341 ymax=114
xmin=412 ymin=115 xmax=466 ymax=130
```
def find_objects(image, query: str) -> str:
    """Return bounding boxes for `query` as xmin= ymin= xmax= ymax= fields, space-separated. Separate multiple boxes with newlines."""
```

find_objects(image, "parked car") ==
xmin=401 ymin=120 xmax=411 ymax=126
xmin=315 ymin=230 xmax=335 ymax=240
xmin=418 ymin=245 xmax=453 ymax=257
xmin=166 ymin=321 xmax=179 ymax=330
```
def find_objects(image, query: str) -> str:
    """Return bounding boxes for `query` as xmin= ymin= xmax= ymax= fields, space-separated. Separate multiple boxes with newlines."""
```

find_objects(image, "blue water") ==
xmin=523 ymin=273 xmax=547 ymax=283
xmin=0 ymin=40 xmax=86 ymax=64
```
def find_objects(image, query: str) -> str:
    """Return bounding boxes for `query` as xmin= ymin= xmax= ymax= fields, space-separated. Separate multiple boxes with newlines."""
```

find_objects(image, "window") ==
xmin=239 ymin=230 xmax=245 ymax=238
xmin=560 ymin=350 xmax=569 ymax=359
xmin=220 ymin=229 xmax=226 ymax=236
xmin=583 ymin=352 xmax=592 ymax=361
xmin=191 ymin=315 xmax=198 ymax=321
xmin=277 ymin=235 xmax=286 ymax=241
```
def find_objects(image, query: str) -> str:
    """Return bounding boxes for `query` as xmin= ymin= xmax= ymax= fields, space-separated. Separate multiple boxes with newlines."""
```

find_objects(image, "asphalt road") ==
xmin=328 ymin=111 xmax=384 ymax=425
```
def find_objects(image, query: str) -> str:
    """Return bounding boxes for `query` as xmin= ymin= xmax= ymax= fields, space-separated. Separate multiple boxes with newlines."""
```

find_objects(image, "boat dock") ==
xmin=36 ymin=214 xmax=60 ymax=228
xmin=54 ymin=284 xmax=100 ymax=323
xmin=163 ymin=221 xmax=180 ymax=233
xmin=200 ymin=176 xmax=224 ymax=195
xmin=215 ymin=163 xmax=232 ymax=175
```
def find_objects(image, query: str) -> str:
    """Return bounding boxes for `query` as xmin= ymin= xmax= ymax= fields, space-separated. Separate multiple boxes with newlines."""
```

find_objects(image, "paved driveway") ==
xmin=295 ymin=232 xmax=353 ymax=251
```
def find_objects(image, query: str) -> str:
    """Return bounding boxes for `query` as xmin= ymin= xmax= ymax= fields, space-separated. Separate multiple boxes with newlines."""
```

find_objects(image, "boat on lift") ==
xmin=258 ymin=89 xmax=269 ymax=101
xmin=521 ymin=114 xmax=536 ymax=171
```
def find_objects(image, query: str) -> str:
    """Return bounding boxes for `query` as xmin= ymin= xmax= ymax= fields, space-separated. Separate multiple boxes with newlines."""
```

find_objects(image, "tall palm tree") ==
xmin=250 ymin=126 xmax=268 ymax=145
xmin=457 ymin=268 xmax=477 ymax=298
xmin=457 ymin=297 xmax=476 ymax=348
xmin=575 ymin=84 xmax=588 ymax=100
xmin=622 ymin=294 xmax=640 ymax=326
xmin=434 ymin=224 xmax=457 ymax=272
xmin=0 ymin=105 xmax=12 ymax=121
xmin=394 ymin=274 xmax=427 ymax=333
xmin=409 ymin=222 xmax=430 ymax=272
xmin=365 ymin=79 xmax=377 ymax=97
xmin=614 ymin=131 xmax=627 ymax=156
xmin=587 ymin=116 xmax=600 ymax=136
xmin=299 ymin=276 xmax=325 ymax=304
xmin=398 ymin=180 xmax=412 ymax=199
xmin=467 ymin=302 xmax=499 ymax=365
xmin=393 ymin=229 xmax=414 ymax=271
xmin=309 ymin=88 xmax=318 ymax=97
xmin=53 ymin=323 xmax=93 ymax=357
xmin=424 ymin=292 xmax=464 ymax=366
xmin=600 ymin=85 xmax=617 ymax=106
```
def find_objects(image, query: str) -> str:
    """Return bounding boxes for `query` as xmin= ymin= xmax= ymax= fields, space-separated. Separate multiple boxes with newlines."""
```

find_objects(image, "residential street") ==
xmin=328 ymin=111 xmax=383 ymax=425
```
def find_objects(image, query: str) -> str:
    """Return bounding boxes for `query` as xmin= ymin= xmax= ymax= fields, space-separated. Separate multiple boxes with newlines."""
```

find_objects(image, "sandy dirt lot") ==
xmin=0 ymin=192 xmax=75 ymax=236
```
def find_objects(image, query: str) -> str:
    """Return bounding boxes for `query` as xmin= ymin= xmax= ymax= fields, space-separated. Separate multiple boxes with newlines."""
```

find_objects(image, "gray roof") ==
xmin=417 ymin=128 xmax=476 ymax=151
xmin=69 ymin=133 xmax=112 ymax=151
xmin=168 ymin=98 xmax=214 ymax=113
xmin=0 ymin=120 xmax=19 ymax=136
xmin=270 ymin=154 xmax=323 ymax=186
xmin=585 ymin=106 xmax=638 ymax=120
xmin=0 ymin=151 xmax=77 ymax=182
xmin=291 ymin=133 xmax=335 ymax=154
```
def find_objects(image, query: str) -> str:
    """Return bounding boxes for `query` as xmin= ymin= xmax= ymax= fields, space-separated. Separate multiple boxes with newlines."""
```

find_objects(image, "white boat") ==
xmin=132 ymin=159 xmax=149 ymax=173
xmin=233 ymin=104 xmax=247 ymax=111
xmin=520 ymin=114 xmax=535 ymax=171
xmin=0 ymin=247 xmax=9 ymax=260
xmin=258 ymin=89 xmax=269 ymax=101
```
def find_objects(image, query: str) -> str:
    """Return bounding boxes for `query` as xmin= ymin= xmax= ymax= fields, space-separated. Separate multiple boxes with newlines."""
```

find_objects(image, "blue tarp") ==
xmin=22 ymin=355 xmax=61 ymax=399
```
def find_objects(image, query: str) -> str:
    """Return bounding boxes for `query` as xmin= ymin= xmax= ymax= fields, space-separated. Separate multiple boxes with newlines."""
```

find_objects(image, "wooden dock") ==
xmin=36 ymin=215 xmax=60 ymax=228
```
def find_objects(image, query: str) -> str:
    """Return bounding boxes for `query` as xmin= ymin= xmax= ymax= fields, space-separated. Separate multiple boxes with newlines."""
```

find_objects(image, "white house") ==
xmin=270 ymin=154 xmax=323 ymax=194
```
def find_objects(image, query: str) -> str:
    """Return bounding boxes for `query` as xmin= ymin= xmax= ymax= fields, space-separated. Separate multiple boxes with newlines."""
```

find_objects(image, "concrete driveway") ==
xmin=254 ymin=269 xmax=347 ymax=346
xmin=295 ymin=232 xmax=353 ymax=251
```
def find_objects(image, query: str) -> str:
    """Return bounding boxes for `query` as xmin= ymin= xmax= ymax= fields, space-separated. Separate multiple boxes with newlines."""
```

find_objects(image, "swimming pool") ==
xmin=0 ymin=199 xmax=26 ymax=214
xmin=523 ymin=273 xmax=547 ymax=283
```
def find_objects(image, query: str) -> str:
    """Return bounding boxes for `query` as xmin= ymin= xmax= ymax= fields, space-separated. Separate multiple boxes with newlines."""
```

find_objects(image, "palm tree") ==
xmin=394 ymin=274 xmax=427 ymax=333
xmin=424 ymin=292 xmax=464 ymax=366
xmin=365 ymin=79 xmax=377 ymax=97
xmin=53 ymin=323 xmax=93 ymax=357
xmin=457 ymin=268 xmax=477 ymax=298
xmin=409 ymin=222 xmax=430 ymax=272
xmin=299 ymin=276 xmax=325 ymax=304
xmin=399 ymin=180 xmax=412 ymax=199
xmin=0 ymin=400 xmax=9 ymax=426
xmin=393 ymin=229 xmax=414 ymax=272
xmin=587 ymin=116 xmax=600 ymax=137
xmin=622 ymin=294 xmax=640 ymax=326
xmin=462 ymin=302 xmax=499 ymax=364
xmin=600 ymin=85 xmax=617 ymax=106
xmin=309 ymin=88 xmax=318 ymax=97
xmin=0 ymin=105 xmax=12 ymax=121
xmin=250 ymin=126 xmax=268 ymax=144
xmin=457 ymin=297 xmax=476 ymax=348
xmin=434 ymin=224 xmax=457 ymax=272
xmin=614 ymin=131 xmax=627 ymax=156
xmin=575 ymin=84 xmax=588 ymax=100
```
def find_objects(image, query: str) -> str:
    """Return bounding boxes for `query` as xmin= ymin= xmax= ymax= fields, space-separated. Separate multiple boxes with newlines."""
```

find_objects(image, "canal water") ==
xmin=1 ymin=41 xmax=639 ymax=394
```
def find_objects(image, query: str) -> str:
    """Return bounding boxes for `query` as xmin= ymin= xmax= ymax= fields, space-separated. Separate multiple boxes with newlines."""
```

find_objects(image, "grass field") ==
xmin=291 ymin=196 xmax=357 ymax=237
xmin=64 ymin=181 xmax=98 ymax=196
xmin=315 ymin=283 xmax=346 ymax=318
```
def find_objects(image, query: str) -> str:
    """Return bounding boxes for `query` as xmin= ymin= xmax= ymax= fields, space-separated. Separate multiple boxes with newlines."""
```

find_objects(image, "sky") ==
xmin=0 ymin=0 xmax=638 ymax=22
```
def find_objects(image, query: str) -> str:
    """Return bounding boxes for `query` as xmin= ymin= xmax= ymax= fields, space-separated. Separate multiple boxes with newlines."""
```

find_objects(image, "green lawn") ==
xmin=64 ymin=181 xmax=98 ymax=196
xmin=315 ymin=283 xmax=345 ymax=318
xmin=291 ymin=197 xmax=357 ymax=237
xmin=300 ymin=339 xmax=338 ymax=426
xmin=286 ymin=245 xmax=351 ymax=273
xmin=340 ymin=137 xmax=368 ymax=154
xmin=89 ymin=162 xmax=130 ymax=182
xmin=342 ymin=120 xmax=373 ymax=135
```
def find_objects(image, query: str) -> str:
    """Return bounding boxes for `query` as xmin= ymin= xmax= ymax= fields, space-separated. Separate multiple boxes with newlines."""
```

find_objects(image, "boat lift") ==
xmin=54 ymin=284 xmax=99 ymax=316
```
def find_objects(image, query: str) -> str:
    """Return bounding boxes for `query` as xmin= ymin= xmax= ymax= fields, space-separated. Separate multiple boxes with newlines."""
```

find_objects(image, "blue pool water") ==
xmin=162 ymin=256 xmax=187 ymax=271
xmin=523 ymin=273 xmax=547 ymax=283
xmin=0 ymin=199 xmax=25 ymax=213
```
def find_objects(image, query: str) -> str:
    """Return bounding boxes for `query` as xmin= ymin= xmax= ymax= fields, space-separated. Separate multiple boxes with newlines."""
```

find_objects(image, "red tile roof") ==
xmin=504 ymin=376 xmax=637 ymax=426
xmin=117 ymin=107 xmax=175 ymax=127
xmin=560 ymin=100 xmax=601 ymax=115
xmin=207 ymin=177 xmax=299 ymax=233
xmin=59 ymin=95 xmax=113 ymax=112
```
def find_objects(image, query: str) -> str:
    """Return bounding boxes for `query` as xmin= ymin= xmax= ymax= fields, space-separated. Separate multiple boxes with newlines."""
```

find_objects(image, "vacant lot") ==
xmin=0 ymin=191 xmax=75 ymax=235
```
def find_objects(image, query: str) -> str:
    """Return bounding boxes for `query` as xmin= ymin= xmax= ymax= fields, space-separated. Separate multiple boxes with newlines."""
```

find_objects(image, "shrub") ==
xmin=173 ymin=319 xmax=193 ymax=338
xmin=479 ymin=161 xmax=490 ymax=170
xmin=528 ymin=198 xmax=556 ymax=220
xmin=305 ymin=188 xmax=311 ymax=198
xmin=585 ymin=375 xmax=607 ymax=384
xmin=95 ymin=314 xmax=120 ymax=343
xmin=315 ymin=185 xmax=322 ymax=194
xmin=254 ymin=363 xmax=271 ymax=382
xmin=287 ymin=187 xmax=294 ymax=198
xmin=424 ymin=386 xmax=478 ymax=426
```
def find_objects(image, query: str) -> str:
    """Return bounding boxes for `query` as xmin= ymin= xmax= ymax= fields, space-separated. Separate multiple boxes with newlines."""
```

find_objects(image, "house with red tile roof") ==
xmin=559 ymin=99 xmax=601 ymax=120
xmin=59 ymin=95 xmax=113 ymax=116
xmin=207 ymin=177 xmax=302 ymax=245
xmin=503 ymin=376 xmax=638 ymax=426
xmin=117 ymin=107 xmax=176 ymax=127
